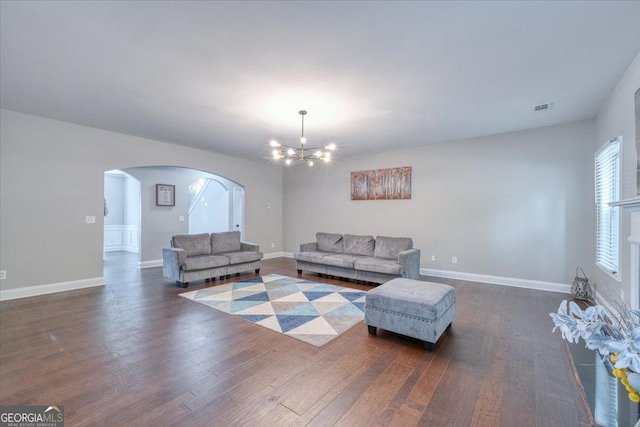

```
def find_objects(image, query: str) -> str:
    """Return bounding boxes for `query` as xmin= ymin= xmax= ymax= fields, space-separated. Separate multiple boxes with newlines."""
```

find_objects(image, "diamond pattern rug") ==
xmin=179 ymin=274 xmax=366 ymax=347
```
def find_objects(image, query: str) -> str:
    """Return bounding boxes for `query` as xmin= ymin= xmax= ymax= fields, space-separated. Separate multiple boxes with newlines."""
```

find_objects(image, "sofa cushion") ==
xmin=354 ymin=257 xmax=404 ymax=275
xmin=296 ymin=251 xmax=332 ymax=264
xmin=373 ymin=236 xmax=413 ymax=259
xmin=222 ymin=251 xmax=263 ymax=265
xmin=323 ymin=253 xmax=367 ymax=269
xmin=172 ymin=233 xmax=211 ymax=257
xmin=343 ymin=234 xmax=375 ymax=257
xmin=182 ymin=254 xmax=228 ymax=271
xmin=295 ymin=251 xmax=335 ymax=264
xmin=211 ymin=231 xmax=241 ymax=254
xmin=316 ymin=232 xmax=344 ymax=253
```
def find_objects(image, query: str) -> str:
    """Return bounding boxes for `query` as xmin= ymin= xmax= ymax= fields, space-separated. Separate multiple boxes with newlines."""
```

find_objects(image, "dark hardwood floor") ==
xmin=0 ymin=253 xmax=593 ymax=426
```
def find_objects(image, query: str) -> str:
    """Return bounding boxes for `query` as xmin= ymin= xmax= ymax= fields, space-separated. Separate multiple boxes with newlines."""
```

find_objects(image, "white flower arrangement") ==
xmin=550 ymin=300 xmax=640 ymax=402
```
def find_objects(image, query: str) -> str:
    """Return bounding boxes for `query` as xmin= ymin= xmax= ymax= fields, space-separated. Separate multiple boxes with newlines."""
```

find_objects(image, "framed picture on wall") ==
xmin=350 ymin=166 xmax=412 ymax=200
xmin=156 ymin=184 xmax=175 ymax=206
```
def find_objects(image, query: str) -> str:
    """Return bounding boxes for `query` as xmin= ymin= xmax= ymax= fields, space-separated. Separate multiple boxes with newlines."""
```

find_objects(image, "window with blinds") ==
xmin=595 ymin=137 xmax=621 ymax=277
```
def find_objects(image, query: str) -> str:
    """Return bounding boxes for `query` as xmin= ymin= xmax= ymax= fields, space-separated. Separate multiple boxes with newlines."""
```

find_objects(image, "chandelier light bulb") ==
xmin=267 ymin=110 xmax=335 ymax=166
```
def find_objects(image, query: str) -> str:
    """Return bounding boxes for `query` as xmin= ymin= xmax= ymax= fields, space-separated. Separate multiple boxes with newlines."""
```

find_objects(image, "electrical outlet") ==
xmin=0 ymin=271 xmax=5 ymax=280
xmin=271 ymin=243 xmax=275 ymax=248
xmin=452 ymin=256 xmax=458 ymax=264
xmin=86 ymin=216 xmax=96 ymax=224
xmin=431 ymin=255 xmax=436 ymax=262
xmin=178 ymin=216 xmax=185 ymax=222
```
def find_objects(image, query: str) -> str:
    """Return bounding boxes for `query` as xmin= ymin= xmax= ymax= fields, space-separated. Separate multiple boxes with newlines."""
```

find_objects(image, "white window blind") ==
xmin=595 ymin=137 xmax=620 ymax=276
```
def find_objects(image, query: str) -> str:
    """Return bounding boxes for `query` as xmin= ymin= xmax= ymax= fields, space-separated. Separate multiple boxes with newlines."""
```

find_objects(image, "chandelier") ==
xmin=270 ymin=110 xmax=336 ymax=166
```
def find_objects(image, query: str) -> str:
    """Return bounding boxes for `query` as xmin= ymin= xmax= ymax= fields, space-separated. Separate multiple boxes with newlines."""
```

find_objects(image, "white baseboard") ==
xmin=420 ymin=267 xmax=571 ymax=294
xmin=138 ymin=259 xmax=162 ymax=269
xmin=0 ymin=277 xmax=104 ymax=301
xmin=263 ymin=252 xmax=285 ymax=260
xmin=105 ymin=245 xmax=138 ymax=253
xmin=594 ymin=290 xmax=622 ymax=318
xmin=263 ymin=252 xmax=294 ymax=259
xmin=260 ymin=255 xmax=569 ymax=293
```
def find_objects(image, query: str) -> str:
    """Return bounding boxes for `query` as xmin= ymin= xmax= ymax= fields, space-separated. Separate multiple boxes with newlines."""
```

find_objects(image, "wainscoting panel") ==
xmin=104 ymin=225 xmax=139 ymax=252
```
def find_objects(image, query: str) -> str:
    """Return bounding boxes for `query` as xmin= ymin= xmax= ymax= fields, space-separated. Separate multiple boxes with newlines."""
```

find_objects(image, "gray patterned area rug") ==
xmin=179 ymin=274 xmax=366 ymax=347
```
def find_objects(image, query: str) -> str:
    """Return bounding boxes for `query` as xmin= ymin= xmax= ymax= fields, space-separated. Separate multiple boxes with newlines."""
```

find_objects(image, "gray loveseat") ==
xmin=294 ymin=232 xmax=420 ymax=284
xmin=162 ymin=231 xmax=263 ymax=288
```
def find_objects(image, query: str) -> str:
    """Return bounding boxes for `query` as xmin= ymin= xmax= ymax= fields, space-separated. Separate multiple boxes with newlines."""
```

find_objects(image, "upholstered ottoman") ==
xmin=365 ymin=278 xmax=456 ymax=351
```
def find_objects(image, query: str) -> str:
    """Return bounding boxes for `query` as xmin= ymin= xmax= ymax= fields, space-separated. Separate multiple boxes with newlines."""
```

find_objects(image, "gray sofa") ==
xmin=294 ymin=232 xmax=420 ymax=284
xmin=162 ymin=231 xmax=263 ymax=288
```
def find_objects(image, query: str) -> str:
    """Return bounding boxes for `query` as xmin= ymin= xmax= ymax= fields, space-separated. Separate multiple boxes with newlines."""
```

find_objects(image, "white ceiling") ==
xmin=2 ymin=1 xmax=640 ymax=161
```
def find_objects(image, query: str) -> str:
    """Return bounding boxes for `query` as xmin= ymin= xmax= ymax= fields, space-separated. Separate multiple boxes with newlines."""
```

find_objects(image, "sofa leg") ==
xmin=177 ymin=281 xmax=188 ymax=289
xmin=255 ymin=269 xmax=260 ymax=274
xmin=297 ymin=269 xmax=302 ymax=275
xmin=367 ymin=325 xmax=377 ymax=335
xmin=226 ymin=275 xmax=231 ymax=279
xmin=425 ymin=331 xmax=449 ymax=352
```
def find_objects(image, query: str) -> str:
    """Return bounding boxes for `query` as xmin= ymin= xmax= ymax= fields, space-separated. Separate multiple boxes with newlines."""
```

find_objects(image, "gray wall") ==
xmin=122 ymin=167 xmax=193 ymax=263
xmin=283 ymin=120 xmax=595 ymax=285
xmin=0 ymin=109 xmax=283 ymax=290
xmin=594 ymin=50 xmax=640 ymax=307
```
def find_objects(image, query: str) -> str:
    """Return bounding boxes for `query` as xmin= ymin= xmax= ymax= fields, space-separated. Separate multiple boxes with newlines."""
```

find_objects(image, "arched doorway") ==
xmin=103 ymin=166 xmax=245 ymax=273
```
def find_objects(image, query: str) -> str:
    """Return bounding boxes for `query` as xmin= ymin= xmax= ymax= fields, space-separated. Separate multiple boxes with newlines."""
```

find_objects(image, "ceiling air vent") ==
xmin=534 ymin=103 xmax=552 ymax=112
